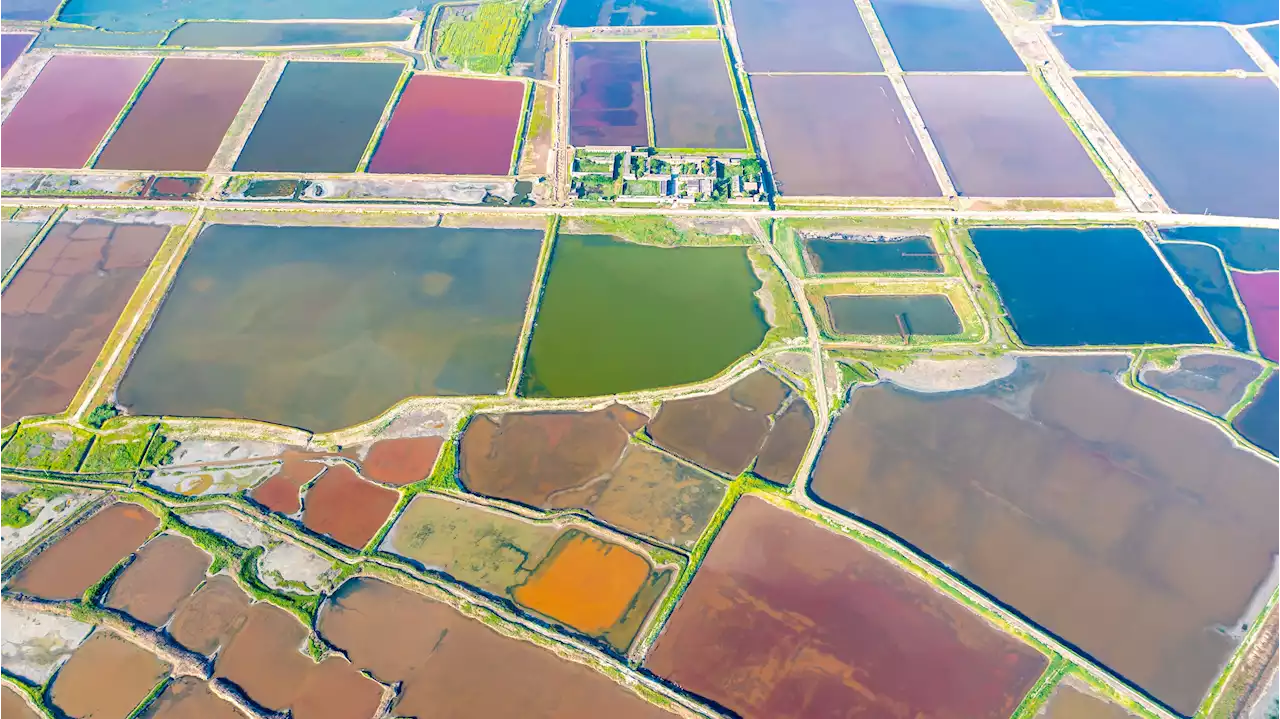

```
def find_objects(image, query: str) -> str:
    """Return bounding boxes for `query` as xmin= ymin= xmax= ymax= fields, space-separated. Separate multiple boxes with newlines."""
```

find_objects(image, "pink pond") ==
xmin=1233 ymin=271 xmax=1278 ymax=361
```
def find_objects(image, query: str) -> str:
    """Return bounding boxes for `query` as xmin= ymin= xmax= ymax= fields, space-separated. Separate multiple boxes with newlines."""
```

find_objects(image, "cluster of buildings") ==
xmin=570 ymin=150 xmax=766 ymax=205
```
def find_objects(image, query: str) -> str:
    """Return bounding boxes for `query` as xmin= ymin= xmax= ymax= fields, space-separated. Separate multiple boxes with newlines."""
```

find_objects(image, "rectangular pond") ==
xmin=163 ymin=20 xmax=414 ymax=47
xmin=1 ymin=33 xmax=34 ymax=75
xmin=645 ymin=40 xmax=745 ymax=150
xmin=55 ymin=0 xmax=434 ymax=32
xmin=908 ymin=74 xmax=1111 ymax=198
xmin=646 ymin=495 xmax=1047 ymax=718
xmin=825 ymin=294 xmax=961 ymax=336
xmin=872 ymin=0 xmax=1022 ymax=71
xmin=810 ymin=355 xmax=1279 ymax=716
xmin=970 ymin=226 xmax=1213 ymax=346
xmin=1049 ymin=24 xmax=1259 ymax=72
xmin=2 ymin=0 xmax=60 ymax=21
xmin=116 ymin=223 xmax=543 ymax=432
xmin=520 ymin=233 xmax=767 ymax=397
xmin=568 ymin=41 xmax=648 ymax=147
xmin=95 ymin=58 xmax=263 ymax=172
xmin=369 ymin=74 xmax=523 ymax=175
xmin=556 ymin=0 xmax=716 ymax=26
xmin=804 ymin=233 xmax=941 ymax=273
xmin=1077 ymin=76 xmax=1278 ymax=218
xmin=3 ymin=215 xmax=172 ymax=425
xmin=1058 ymin=0 xmax=1276 ymax=24
xmin=752 ymin=74 xmax=939 ymax=197
xmin=2 ymin=55 xmax=152 ymax=169
xmin=233 ymin=61 xmax=403 ymax=173
xmin=729 ymin=0 xmax=880 ymax=72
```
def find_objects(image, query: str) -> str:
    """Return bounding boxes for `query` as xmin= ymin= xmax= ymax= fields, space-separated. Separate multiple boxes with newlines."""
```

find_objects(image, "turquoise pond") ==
xmin=1158 ymin=242 xmax=1251 ymax=351
xmin=971 ymin=227 xmax=1214 ymax=346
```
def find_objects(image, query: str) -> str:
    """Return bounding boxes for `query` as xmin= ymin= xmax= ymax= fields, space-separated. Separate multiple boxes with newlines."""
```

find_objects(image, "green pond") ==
xmin=520 ymin=233 xmax=768 ymax=397
xmin=117 ymin=223 xmax=543 ymax=432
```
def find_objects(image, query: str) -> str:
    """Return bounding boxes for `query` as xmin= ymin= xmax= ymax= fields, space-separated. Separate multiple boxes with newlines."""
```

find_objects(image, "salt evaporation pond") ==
xmin=907 ymin=75 xmax=1111 ymax=198
xmin=32 ymin=28 xmax=166 ymax=48
xmin=233 ymin=61 xmax=403 ymax=173
xmin=872 ymin=0 xmax=1022 ymax=71
xmin=1251 ymin=24 xmax=1279 ymax=62
xmin=1049 ymin=24 xmax=1258 ymax=72
xmin=804 ymin=233 xmax=941 ymax=273
xmin=1158 ymin=242 xmax=1252 ymax=351
xmin=1233 ymin=271 xmax=1278 ymax=361
xmin=825 ymin=294 xmax=961 ymax=336
xmin=2 ymin=55 xmax=151 ymax=169
xmin=1233 ymin=374 xmax=1278 ymax=457
xmin=56 ymin=0 xmax=433 ymax=32
xmin=810 ymin=355 xmax=1279 ymax=715
xmin=1077 ymin=76 xmax=1278 ymax=218
xmin=49 ymin=631 xmax=170 ymax=719
xmin=1058 ymin=0 xmax=1276 ymax=24
xmin=568 ymin=42 xmax=648 ymax=147
xmin=9 ymin=503 xmax=158 ymax=601
xmin=520 ymin=233 xmax=767 ymax=397
xmin=1 ymin=214 xmax=48 ymax=275
xmin=95 ymin=58 xmax=263 ymax=172
xmin=164 ymin=20 xmax=413 ymax=47
xmin=2 ymin=0 xmax=60 ymax=21
xmin=970 ymin=226 xmax=1213 ymax=346
xmin=752 ymin=74 xmax=939 ymax=197
xmin=645 ymin=40 xmax=746 ymax=150
xmin=556 ymin=0 xmax=716 ymax=26
xmin=1141 ymin=354 xmax=1262 ymax=417
xmin=117 ymin=223 xmax=542 ymax=432
xmin=1157 ymin=227 xmax=1279 ymax=272
xmin=0 ymin=33 xmax=34 ymax=75
xmin=730 ymin=0 xmax=880 ymax=72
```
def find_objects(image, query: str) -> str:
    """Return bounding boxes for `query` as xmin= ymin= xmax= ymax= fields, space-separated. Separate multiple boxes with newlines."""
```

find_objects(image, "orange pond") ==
xmin=167 ymin=574 xmax=251 ymax=655
xmin=49 ymin=631 xmax=171 ymax=719
xmin=301 ymin=464 xmax=399 ymax=549
xmin=249 ymin=452 xmax=328 ymax=514
xmin=105 ymin=533 xmax=211 ymax=626
xmin=9 ymin=503 xmax=158 ymax=600
xmin=318 ymin=577 xmax=675 ymax=718
xmin=1 ymin=687 xmax=39 ymax=719
xmin=513 ymin=530 xmax=652 ymax=635
xmin=2 ymin=218 xmax=170 ymax=425
xmin=140 ymin=677 xmax=245 ymax=719
xmin=360 ymin=436 xmax=444 ymax=485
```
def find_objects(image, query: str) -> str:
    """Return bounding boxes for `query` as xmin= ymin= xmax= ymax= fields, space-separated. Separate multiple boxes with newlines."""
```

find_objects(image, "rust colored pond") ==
xmin=1233 ymin=271 xmax=1278 ymax=361
xmin=168 ymin=574 xmax=251 ymax=656
xmin=1 ymin=217 xmax=170 ymax=425
xmin=569 ymin=41 xmax=648 ymax=147
xmin=301 ymin=464 xmax=399 ymax=549
xmin=2 ymin=55 xmax=151 ymax=169
xmin=810 ymin=355 xmax=1279 ymax=716
xmin=10 ymin=503 xmax=158 ymax=600
xmin=369 ymin=74 xmax=524 ymax=175
xmin=95 ymin=58 xmax=262 ymax=172
xmin=647 ymin=369 xmax=813 ymax=483
xmin=249 ymin=452 xmax=328 ymax=514
xmin=1 ymin=686 xmax=39 ymax=719
xmin=751 ymin=74 xmax=940 ymax=197
xmin=214 ymin=601 xmax=382 ymax=719
xmin=318 ymin=577 xmax=676 ymax=718
xmin=513 ymin=530 xmax=652 ymax=635
xmin=50 ymin=631 xmax=170 ymax=719
xmin=105 ymin=533 xmax=211 ymax=626
xmin=141 ymin=677 xmax=245 ymax=719
xmin=361 ymin=436 xmax=444 ymax=485
xmin=646 ymin=496 xmax=1046 ymax=718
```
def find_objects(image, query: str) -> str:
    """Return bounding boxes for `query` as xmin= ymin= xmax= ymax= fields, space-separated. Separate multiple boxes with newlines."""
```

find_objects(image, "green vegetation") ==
xmin=573 ymin=153 xmax=617 ymax=175
xmin=623 ymin=179 xmax=661 ymax=196
xmin=748 ymin=246 xmax=805 ymax=346
xmin=123 ymin=678 xmax=170 ymax=719
xmin=80 ymin=423 xmax=159 ymax=474
xmin=837 ymin=359 xmax=877 ymax=387
xmin=1 ymin=425 xmax=93 ymax=473
xmin=1141 ymin=346 xmax=1183 ymax=369
xmin=575 ymin=174 xmax=621 ymax=200
xmin=84 ymin=403 xmax=121 ymax=429
xmin=435 ymin=0 xmax=529 ymax=74
xmin=1 ymin=485 xmax=71 ymax=528
xmin=238 ymin=546 xmax=322 ymax=623
xmin=142 ymin=432 xmax=179 ymax=467
xmin=573 ymin=215 xmax=722 ymax=247
xmin=1008 ymin=655 xmax=1072 ymax=719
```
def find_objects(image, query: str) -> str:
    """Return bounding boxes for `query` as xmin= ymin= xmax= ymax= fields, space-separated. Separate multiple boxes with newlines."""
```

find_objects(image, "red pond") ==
xmin=1233 ymin=271 xmax=1278 ymax=361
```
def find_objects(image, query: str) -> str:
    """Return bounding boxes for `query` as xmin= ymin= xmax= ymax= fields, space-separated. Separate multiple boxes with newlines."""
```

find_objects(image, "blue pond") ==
xmin=1077 ymin=76 xmax=1278 ymax=219
xmin=57 ymin=0 xmax=436 ymax=32
xmin=34 ymin=27 xmax=166 ymax=47
xmin=971 ymin=226 xmax=1214 ymax=346
xmin=872 ymin=0 xmax=1022 ymax=71
xmin=1233 ymin=374 xmax=1278 ymax=457
xmin=1251 ymin=24 xmax=1279 ymax=63
xmin=1049 ymin=25 xmax=1257 ymax=72
xmin=1157 ymin=227 xmax=1280 ymax=272
xmin=556 ymin=0 xmax=716 ymax=26
xmin=1158 ymin=242 xmax=1251 ymax=351
xmin=1059 ymin=0 xmax=1276 ymax=24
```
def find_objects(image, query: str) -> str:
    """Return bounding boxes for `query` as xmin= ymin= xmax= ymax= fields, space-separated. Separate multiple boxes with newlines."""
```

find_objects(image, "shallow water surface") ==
xmin=1158 ymin=242 xmax=1251 ymax=351
xmin=873 ymin=0 xmax=1022 ymax=71
xmin=1233 ymin=374 xmax=1278 ymax=457
xmin=1049 ymin=24 xmax=1258 ymax=72
xmin=646 ymin=41 xmax=745 ymax=150
xmin=164 ymin=20 xmax=412 ymax=47
xmin=730 ymin=0 xmax=880 ymax=72
xmin=568 ymin=42 xmax=648 ymax=147
xmin=826 ymin=294 xmax=961 ymax=336
xmin=556 ymin=0 xmax=715 ymax=26
xmin=805 ymin=234 xmax=941 ymax=274
xmin=1233 ymin=271 xmax=1278 ymax=361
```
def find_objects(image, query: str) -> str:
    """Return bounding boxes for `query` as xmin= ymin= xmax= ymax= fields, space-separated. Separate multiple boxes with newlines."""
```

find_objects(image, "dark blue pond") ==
xmin=1059 ymin=0 xmax=1276 ymax=24
xmin=1049 ymin=24 xmax=1258 ymax=72
xmin=872 ymin=0 xmax=1022 ymax=71
xmin=1158 ymin=242 xmax=1252 ymax=351
xmin=556 ymin=0 xmax=716 ymax=26
xmin=805 ymin=235 xmax=941 ymax=273
xmin=1251 ymin=24 xmax=1279 ymax=63
xmin=1078 ymin=76 xmax=1278 ymax=219
xmin=1233 ymin=374 xmax=1278 ymax=457
xmin=971 ymin=226 xmax=1214 ymax=346
xmin=1157 ymin=227 xmax=1280 ymax=272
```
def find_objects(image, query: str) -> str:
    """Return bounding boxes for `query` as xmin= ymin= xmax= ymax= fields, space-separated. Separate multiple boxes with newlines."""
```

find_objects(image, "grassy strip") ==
xmin=1199 ymin=590 xmax=1279 ymax=718
xmin=1 ymin=672 xmax=55 ymax=719
xmin=1008 ymin=654 xmax=1072 ymax=719
xmin=640 ymin=41 xmax=656 ymax=148
xmin=748 ymin=246 xmax=805 ymax=347
xmin=123 ymin=677 xmax=170 ymax=719
xmin=506 ymin=216 xmax=557 ymax=395
xmin=1029 ymin=68 xmax=1124 ymax=195
xmin=571 ymin=215 xmax=730 ymax=247
xmin=509 ymin=79 xmax=535 ymax=175
xmin=1 ymin=206 xmax=63 ymax=292
xmin=83 ymin=57 xmax=162 ymax=169
xmin=355 ymin=62 xmax=413 ymax=172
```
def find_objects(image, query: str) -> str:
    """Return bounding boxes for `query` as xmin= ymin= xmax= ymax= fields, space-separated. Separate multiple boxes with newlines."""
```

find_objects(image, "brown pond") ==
xmin=647 ymin=370 xmax=812 ymax=482
xmin=810 ymin=355 xmax=1280 ymax=715
xmin=317 ymin=577 xmax=676 ymax=718
xmin=49 ymin=631 xmax=171 ymax=719
xmin=1 ymin=686 xmax=39 ymax=719
xmin=646 ymin=496 xmax=1047 ymax=718
xmin=249 ymin=451 xmax=328 ymax=514
xmin=214 ymin=601 xmax=381 ymax=719
xmin=301 ymin=464 xmax=399 ymax=549
xmin=10 ymin=503 xmax=158 ymax=601
xmin=1140 ymin=353 xmax=1263 ymax=417
xmin=361 ymin=436 xmax=444 ymax=486
xmin=1 ymin=217 xmax=170 ymax=425
xmin=168 ymin=574 xmax=251 ymax=656
xmin=141 ymin=677 xmax=245 ymax=719
xmin=1040 ymin=681 xmax=1136 ymax=719
xmin=105 ymin=533 xmax=211 ymax=626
